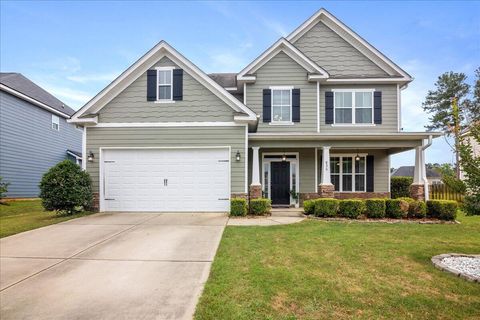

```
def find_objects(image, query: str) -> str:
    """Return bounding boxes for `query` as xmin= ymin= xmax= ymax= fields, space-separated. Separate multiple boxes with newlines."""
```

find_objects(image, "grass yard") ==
xmin=195 ymin=213 xmax=480 ymax=320
xmin=0 ymin=200 xmax=93 ymax=238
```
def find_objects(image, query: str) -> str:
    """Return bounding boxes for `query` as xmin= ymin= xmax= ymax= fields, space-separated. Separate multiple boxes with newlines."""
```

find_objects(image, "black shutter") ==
xmin=172 ymin=69 xmax=183 ymax=101
xmin=374 ymin=91 xmax=382 ymax=124
xmin=292 ymin=89 xmax=300 ymax=122
xmin=366 ymin=155 xmax=374 ymax=192
xmin=147 ymin=70 xmax=157 ymax=101
xmin=325 ymin=91 xmax=334 ymax=124
xmin=263 ymin=89 xmax=271 ymax=122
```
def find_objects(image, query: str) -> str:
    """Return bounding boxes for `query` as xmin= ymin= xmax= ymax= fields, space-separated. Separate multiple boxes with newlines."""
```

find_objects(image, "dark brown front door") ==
xmin=271 ymin=161 xmax=290 ymax=205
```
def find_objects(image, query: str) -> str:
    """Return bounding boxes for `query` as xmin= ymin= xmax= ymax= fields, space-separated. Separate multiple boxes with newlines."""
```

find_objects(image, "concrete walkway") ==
xmin=0 ymin=212 xmax=228 ymax=320
xmin=227 ymin=208 xmax=305 ymax=226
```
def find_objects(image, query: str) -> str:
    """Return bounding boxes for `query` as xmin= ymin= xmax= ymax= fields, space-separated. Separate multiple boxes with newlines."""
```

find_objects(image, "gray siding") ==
xmin=99 ymin=57 xmax=235 ymax=123
xmin=0 ymin=91 xmax=82 ymax=197
xmin=86 ymin=126 xmax=246 ymax=194
xmin=320 ymin=84 xmax=398 ymax=133
xmin=293 ymin=21 xmax=389 ymax=78
xmin=245 ymin=52 xmax=317 ymax=132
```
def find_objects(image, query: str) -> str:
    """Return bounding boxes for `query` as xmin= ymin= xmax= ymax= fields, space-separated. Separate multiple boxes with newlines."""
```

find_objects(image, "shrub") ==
xmin=39 ymin=160 xmax=92 ymax=214
xmin=230 ymin=198 xmax=247 ymax=216
xmin=250 ymin=198 xmax=271 ymax=215
xmin=365 ymin=199 xmax=386 ymax=218
xmin=397 ymin=197 xmax=415 ymax=204
xmin=408 ymin=200 xmax=427 ymax=218
xmin=314 ymin=199 xmax=339 ymax=217
xmin=303 ymin=200 xmax=315 ymax=215
xmin=391 ymin=176 xmax=413 ymax=199
xmin=386 ymin=199 xmax=409 ymax=219
xmin=463 ymin=194 xmax=480 ymax=216
xmin=339 ymin=199 xmax=365 ymax=219
xmin=427 ymin=200 xmax=458 ymax=221
xmin=0 ymin=176 xmax=9 ymax=201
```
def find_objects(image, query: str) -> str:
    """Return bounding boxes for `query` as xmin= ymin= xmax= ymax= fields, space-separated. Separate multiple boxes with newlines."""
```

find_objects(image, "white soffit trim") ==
xmin=237 ymin=38 xmax=329 ymax=81
xmin=67 ymin=116 xmax=98 ymax=124
xmin=286 ymin=8 xmax=412 ymax=81
xmin=71 ymin=41 xmax=257 ymax=122
xmin=1 ymin=84 xmax=71 ymax=118
xmin=94 ymin=121 xmax=243 ymax=128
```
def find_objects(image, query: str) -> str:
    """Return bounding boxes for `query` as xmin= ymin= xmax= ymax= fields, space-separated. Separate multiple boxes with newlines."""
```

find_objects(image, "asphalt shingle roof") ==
xmin=208 ymin=73 xmax=237 ymax=88
xmin=392 ymin=166 xmax=442 ymax=178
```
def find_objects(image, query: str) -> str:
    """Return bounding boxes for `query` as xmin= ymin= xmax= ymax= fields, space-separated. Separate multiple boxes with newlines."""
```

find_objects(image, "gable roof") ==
xmin=208 ymin=73 xmax=237 ymax=89
xmin=70 ymin=41 xmax=257 ymax=123
xmin=392 ymin=166 xmax=442 ymax=179
xmin=0 ymin=73 xmax=75 ymax=118
xmin=286 ymin=8 xmax=412 ymax=82
xmin=237 ymin=38 xmax=329 ymax=82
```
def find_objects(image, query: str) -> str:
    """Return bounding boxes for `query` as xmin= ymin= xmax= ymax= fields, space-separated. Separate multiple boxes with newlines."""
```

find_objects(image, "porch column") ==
xmin=249 ymin=147 xmax=262 ymax=199
xmin=318 ymin=146 xmax=334 ymax=198
xmin=410 ymin=146 xmax=427 ymax=201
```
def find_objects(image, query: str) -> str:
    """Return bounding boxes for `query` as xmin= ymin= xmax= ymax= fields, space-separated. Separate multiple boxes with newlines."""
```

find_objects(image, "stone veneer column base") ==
xmin=318 ymin=184 xmax=335 ymax=198
xmin=410 ymin=184 xmax=425 ymax=201
xmin=249 ymin=185 xmax=262 ymax=199
xmin=231 ymin=193 xmax=247 ymax=199
xmin=92 ymin=192 xmax=100 ymax=212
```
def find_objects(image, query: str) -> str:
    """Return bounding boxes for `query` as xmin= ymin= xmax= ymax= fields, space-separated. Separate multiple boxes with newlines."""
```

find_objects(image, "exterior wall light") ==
xmin=235 ymin=150 xmax=241 ymax=162
xmin=87 ymin=151 xmax=94 ymax=162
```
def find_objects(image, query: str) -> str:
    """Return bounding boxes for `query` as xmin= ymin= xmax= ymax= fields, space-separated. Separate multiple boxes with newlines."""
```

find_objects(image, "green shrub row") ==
xmin=303 ymin=197 xmax=457 ymax=221
xmin=391 ymin=176 xmax=413 ymax=199
xmin=230 ymin=198 xmax=271 ymax=216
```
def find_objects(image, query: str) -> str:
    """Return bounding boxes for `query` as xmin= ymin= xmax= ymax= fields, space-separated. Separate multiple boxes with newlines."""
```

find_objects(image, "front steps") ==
xmin=271 ymin=207 xmax=304 ymax=217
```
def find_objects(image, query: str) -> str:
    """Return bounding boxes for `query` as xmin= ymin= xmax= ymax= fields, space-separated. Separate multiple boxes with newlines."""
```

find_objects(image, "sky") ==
xmin=1 ymin=1 xmax=479 ymax=168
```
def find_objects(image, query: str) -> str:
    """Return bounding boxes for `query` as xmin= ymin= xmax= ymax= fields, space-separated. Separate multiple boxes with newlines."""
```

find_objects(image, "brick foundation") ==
xmin=249 ymin=185 xmax=262 ymax=199
xmin=409 ymin=184 xmax=425 ymax=201
xmin=92 ymin=192 xmax=100 ymax=212
xmin=299 ymin=193 xmax=321 ymax=206
xmin=333 ymin=192 xmax=390 ymax=199
xmin=231 ymin=193 xmax=247 ymax=199
xmin=318 ymin=184 xmax=335 ymax=198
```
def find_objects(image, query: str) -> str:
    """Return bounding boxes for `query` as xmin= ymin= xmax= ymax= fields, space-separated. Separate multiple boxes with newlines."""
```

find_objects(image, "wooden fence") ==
xmin=429 ymin=184 xmax=464 ymax=202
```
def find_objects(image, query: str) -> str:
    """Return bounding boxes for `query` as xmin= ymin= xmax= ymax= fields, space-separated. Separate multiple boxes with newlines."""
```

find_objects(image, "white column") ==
xmin=251 ymin=147 xmax=261 ymax=186
xmin=320 ymin=146 xmax=332 ymax=185
xmin=413 ymin=146 xmax=423 ymax=184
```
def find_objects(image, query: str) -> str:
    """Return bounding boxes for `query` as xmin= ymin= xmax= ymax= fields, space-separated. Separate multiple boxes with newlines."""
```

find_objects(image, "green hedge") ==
xmin=463 ymin=194 xmax=480 ymax=216
xmin=230 ymin=198 xmax=247 ymax=216
xmin=391 ymin=176 xmax=413 ymax=199
xmin=408 ymin=200 xmax=427 ymax=219
xmin=314 ymin=199 xmax=339 ymax=217
xmin=250 ymin=198 xmax=271 ymax=215
xmin=386 ymin=199 xmax=409 ymax=219
xmin=339 ymin=199 xmax=365 ymax=219
xmin=427 ymin=200 xmax=458 ymax=221
xmin=365 ymin=199 xmax=386 ymax=218
xmin=396 ymin=197 xmax=415 ymax=204
xmin=303 ymin=200 xmax=315 ymax=215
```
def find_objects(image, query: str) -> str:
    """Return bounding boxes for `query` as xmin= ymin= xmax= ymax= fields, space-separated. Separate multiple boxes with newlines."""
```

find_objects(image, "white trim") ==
xmin=269 ymin=122 xmax=294 ymax=126
xmin=388 ymin=154 xmax=391 ymax=193
xmin=82 ymin=127 xmax=87 ymax=170
xmin=156 ymin=67 xmax=174 ymax=102
xmin=243 ymin=83 xmax=247 ymax=105
xmin=316 ymin=82 xmax=320 ymax=132
xmin=261 ymin=152 xmax=300 ymax=206
xmin=99 ymin=146 xmax=232 ymax=212
xmin=70 ymin=41 xmax=257 ymax=122
xmin=225 ymin=87 xmax=237 ymax=91
xmin=330 ymin=124 xmax=376 ymax=127
xmin=323 ymin=78 xmax=409 ymax=84
xmin=333 ymin=89 xmax=374 ymax=125
xmin=397 ymin=84 xmax=401 ymax=132
xmin=0 ymin=84 xmax=71 ymax=118
xmin=314 ymin=147 xmax=318 ymax=191
xmin=51 ymin=114 xmax=60 ymax=131
xmin=154 ymin=100 xmax=176 ymax=104
xmin=245 ymin=124 xmax=248 ymax=194
xmin=270 ymin=87 xmax=293 ymax=124
xmin=67 ymin=116 xmax=98 ymax=124
xmin=66 ymin=150 xmax=82 ymax=161
xmin=93 ymin=121 xmax=243 ymax=128
xmin=237 ymin=38 xmax=329 ymax=81
xmin=286 ymin=8 xmax=412 ymax=81
xmin=329 ymin=154 xmax=367 ymax=192
xmin=269 ymin=85 xmax=294 ymax=90
xmin=331 ymin=88 xmax=375 ymax=92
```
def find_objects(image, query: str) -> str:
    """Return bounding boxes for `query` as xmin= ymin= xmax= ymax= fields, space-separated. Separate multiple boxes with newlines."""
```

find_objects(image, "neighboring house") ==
xmin=459 ymin=127 xmax=479 ymax=180
xmin=0 ymin=73 xmax=82 ymax=198
xmin=69 ymin=8 xmax=441 ymax=212
xmin=392 ymin=166 xmax=443 ymax=185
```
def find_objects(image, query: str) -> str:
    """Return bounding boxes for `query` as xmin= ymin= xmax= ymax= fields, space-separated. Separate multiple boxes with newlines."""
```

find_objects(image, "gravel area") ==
xmin=431 ymin=254 xmax=480 ymax=282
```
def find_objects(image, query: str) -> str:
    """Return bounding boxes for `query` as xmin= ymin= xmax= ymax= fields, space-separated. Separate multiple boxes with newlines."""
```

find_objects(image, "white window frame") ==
xmin=51 ymin=114 xmax=60 ymax=131
xmin=330 ymin=154 xmax=367 ymax=192
xmin=332 ymin=89 xmax=374 ymax=125
xmin=270 ymin=86 xmax=293 ymax=125
xmin=155 ymin=66 xmax=174 ymax=103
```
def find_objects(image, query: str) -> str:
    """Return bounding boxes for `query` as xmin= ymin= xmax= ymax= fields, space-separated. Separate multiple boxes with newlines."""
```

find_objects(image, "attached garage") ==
xmin=101 ymin=148 xmax=230 ymax=212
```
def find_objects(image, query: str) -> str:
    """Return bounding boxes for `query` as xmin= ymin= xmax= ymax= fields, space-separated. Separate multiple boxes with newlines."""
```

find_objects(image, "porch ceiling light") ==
xmin=282 ymin=153 xmax=287 ymax=162
xmin=355 ymin=150 xmax=361 ymax=161
xmin=87 ymin=151 xmax=94 ymax=162
xmin=235 ymin=150 xmax=241 ymax=162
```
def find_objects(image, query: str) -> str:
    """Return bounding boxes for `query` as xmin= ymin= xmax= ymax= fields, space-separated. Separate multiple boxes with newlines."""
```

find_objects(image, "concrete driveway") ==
xmin=0 ymin=212 xmax=228 ymax=320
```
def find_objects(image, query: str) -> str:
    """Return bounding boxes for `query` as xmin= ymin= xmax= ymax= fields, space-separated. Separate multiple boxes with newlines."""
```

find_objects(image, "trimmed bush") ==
xmin=303 ymin=200 xmax=315 ymax=215
xmin=250 ymin=198 xmax=271 ymax=215
xmin=339 ymin=199 xmax=365 ymax=219
xmin=386 ymin=199 xmax=409 ymax=219
xmin=397 ymin=197 xmax=415 ymax=204
xmin=427 ymin=200 xmax=458 ymax=221
xmin=0 ymin=176 xmax=9 ymax=201
xmin=39 ymin=160 xmax=92 ymax=214
xmin=230 ymin=198 xmax=247 ymax=216
xmin=408 ymin=200 xmax=427 ymax=219
xmin=391 ymin=176 xmax=413 ymax=198
xmin=314 ymin=199 xmax=339 ymax=217
xmin=463 ymin=194 xmax=480 ymax=216
xmin=365 ymin=199 xmax=386 ymax=218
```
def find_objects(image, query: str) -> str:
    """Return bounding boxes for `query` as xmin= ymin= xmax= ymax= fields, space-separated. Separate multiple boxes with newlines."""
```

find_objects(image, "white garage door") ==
xmin=102 ymin=148 xmax=230 ymax=212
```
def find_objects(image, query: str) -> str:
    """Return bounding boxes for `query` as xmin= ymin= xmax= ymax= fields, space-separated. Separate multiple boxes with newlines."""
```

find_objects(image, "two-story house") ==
xmin=0 ymin=73 xmax=83 ymax=198
xmin=69 ymin=8 xmax=441 ymax=212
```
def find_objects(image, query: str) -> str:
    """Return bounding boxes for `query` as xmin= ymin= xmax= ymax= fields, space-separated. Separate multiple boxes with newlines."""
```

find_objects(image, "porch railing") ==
xmin=429 ymin=184 xmax=464 ymax=202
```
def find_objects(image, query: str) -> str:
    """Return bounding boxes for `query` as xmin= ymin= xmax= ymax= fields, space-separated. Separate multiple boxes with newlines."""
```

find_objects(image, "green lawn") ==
xmin=195 ymin=213 xmax=480 ymax=320
xmin=0 ymin=200 xmax=93 ymax=238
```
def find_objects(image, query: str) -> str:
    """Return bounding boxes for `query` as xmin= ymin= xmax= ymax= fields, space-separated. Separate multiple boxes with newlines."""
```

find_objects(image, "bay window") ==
xmin=330 ymin=156 xmax=366 ymax=192
xmin=334 ymin=90 xmax=373 ymax=124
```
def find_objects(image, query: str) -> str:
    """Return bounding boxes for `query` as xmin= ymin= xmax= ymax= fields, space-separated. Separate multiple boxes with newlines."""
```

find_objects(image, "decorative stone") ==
xmin=431 ymin=253 xmax=480 ymax=282
xmin=318 ymin=184 xmax=334 ymax=198
xmin=410 ymin=184 xmax=425 ymax=201
xmin=249 ymin=185 xmax=262 ymax=199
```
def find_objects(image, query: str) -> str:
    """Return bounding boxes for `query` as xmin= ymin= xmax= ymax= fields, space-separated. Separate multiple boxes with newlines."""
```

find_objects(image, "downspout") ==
xmin=421 ymin=135 xmax=433 ymax=200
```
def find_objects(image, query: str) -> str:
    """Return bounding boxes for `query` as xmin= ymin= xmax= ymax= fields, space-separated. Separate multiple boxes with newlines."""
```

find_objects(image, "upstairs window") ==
xmin=271 ymin=88 xmax=291 ymax=123
xmin=334 ymin=90 xmax=373 ymax=124
xmin=157 ymin=68 xmax=173 ymax=101
xmin=51 ymin=114 xmax=60 ymax=131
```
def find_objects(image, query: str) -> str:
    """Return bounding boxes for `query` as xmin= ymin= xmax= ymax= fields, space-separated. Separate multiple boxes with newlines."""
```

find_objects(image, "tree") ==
xmin=465 ymin=67 xmax=480 ymax=123
xmin=459 ymin=126 xmax=480 ymax=215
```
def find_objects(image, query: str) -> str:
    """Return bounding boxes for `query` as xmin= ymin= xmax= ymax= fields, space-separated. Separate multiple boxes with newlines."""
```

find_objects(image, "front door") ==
xmin=270 ymin=161 xmax=290 ymax=205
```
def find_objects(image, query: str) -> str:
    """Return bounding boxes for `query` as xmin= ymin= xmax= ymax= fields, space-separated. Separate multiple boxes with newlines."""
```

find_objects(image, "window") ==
xmin=330 ymin=156 xmax=366 ymax=192
xmin=334 ymin=90 xmax=373 ymax=124
xmin=51 ymin=114 xmax=59 ymax=131
xmin=263 ymin=163 xmax=269 ymax=198
xmin=157 ymin=68 xmax=173 ymax=101
xmin=271 ymin=88 xmax=291 ymax=122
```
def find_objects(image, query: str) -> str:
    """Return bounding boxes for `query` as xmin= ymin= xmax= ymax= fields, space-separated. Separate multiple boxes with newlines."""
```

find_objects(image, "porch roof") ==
xmin=248 ymin=132 xmax=442 ymax=141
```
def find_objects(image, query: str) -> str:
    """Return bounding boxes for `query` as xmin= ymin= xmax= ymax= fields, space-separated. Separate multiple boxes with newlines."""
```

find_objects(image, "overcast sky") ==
xmin=1 ymin=1 xmax=479 ymax=167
